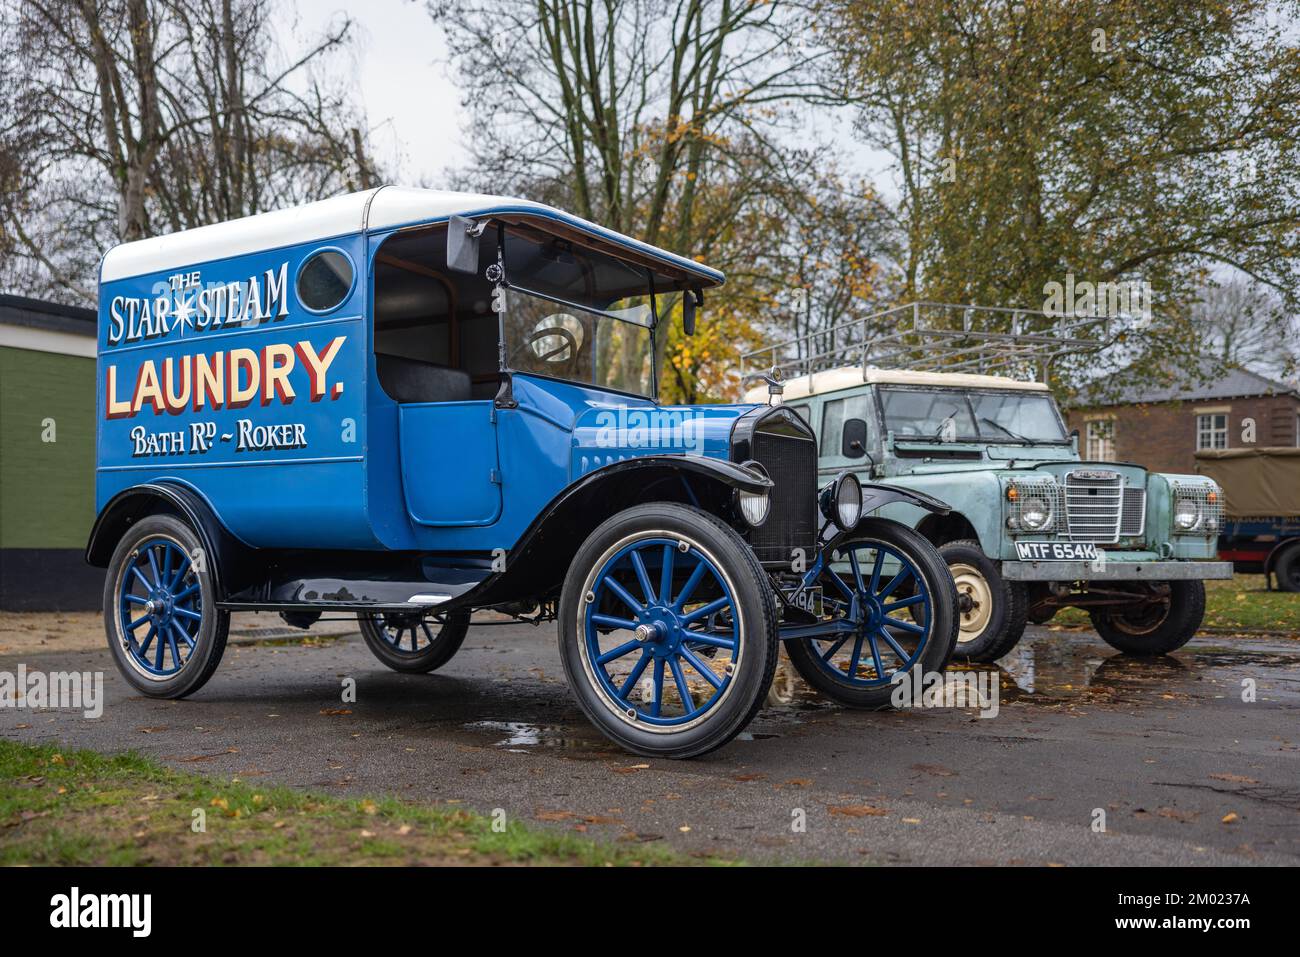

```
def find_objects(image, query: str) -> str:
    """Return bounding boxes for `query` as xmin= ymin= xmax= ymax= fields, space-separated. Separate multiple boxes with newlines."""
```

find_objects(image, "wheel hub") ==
xmin=948 ymin=562 xmax=993 ymax=641
xmin=635 ymin=607 xmax=682 ymax=658
xmin=855 ymin=592 xmax=883 ymax=633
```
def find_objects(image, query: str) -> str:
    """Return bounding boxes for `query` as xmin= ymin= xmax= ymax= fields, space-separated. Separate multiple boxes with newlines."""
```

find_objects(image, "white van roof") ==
xmin=99 ymin=186 xmax=725 ymax=286
xmin=743 ymin=365 xmax=1050 ymax=403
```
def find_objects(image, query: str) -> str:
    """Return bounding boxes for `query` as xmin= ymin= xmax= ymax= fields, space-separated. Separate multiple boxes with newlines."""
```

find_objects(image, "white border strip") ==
xmin=0 ymin=323 xmax=96 ymax=358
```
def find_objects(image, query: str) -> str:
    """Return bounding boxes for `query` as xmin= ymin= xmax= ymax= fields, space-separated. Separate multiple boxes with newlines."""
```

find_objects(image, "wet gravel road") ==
xmin=3 ymin=618 xmax=1298 ymax=865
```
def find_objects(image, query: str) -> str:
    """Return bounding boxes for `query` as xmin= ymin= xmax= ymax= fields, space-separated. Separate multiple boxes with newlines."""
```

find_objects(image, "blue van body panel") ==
xmin=95 ymin=218 xmax=754 ymax=557
xmin=95 ymin=233 xmax=376 ymax=549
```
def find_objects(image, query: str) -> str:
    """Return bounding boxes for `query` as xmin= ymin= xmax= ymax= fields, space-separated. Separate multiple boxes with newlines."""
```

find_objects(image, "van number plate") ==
xmin=787 ymin=585 xmax=823 ymax=616
xmin=1014 ymin=542 xmax=1099 ymax=561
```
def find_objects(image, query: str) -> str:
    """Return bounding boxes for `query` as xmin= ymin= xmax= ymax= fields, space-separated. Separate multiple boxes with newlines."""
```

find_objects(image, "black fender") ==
xmin=85 ymin=482 xmax=256 ymax=600
xmin=860 ymin=482 xmax=951 ymax=517
xmin=455 ymin=454 xmax=771 ymax=609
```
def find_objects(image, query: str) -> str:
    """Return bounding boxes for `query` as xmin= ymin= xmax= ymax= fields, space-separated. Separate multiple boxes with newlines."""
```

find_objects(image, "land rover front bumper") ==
xmin=1001 ymin=559 xmax=1233 ymax=582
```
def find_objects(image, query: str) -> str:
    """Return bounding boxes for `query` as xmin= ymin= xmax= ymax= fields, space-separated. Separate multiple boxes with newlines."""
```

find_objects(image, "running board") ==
xmin=219 ymin=566 xmax=487 ymax=613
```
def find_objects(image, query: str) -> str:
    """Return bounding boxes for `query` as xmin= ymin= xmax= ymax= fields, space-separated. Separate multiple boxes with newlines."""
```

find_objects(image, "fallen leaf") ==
xmin=396 ymin=824 xmax=413 ymax=836
xmin=320 ymin=708 xmax=352 ymax=716
xmin=1221 ymin=812 xmax=1239 ymax=824
xmin=1209 ymin=773 xmax=1259 ymax=784
xmin=902 ymin=817 xmax=922 ymax=824
xmin=678 ymin=825 xmax=691 ymax=832
xmin=782 ymin=778 xmax=812 ymax=787
xmin=178 ymin=747 xmax=238 ymax=762
xmin=829 ymin=804 xmax=888 ymax=818
xmin=910 ymin=763 xmax=957 ymax=777
xmin=535 ymin=809 xmax=575 ymax=822
xmin=359 ymin=800 xmax=378 ymax=816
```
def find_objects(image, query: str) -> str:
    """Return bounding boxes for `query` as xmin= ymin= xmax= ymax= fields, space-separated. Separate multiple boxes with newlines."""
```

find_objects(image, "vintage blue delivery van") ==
xmin=87 ymin=187 xmax=957 ymax=756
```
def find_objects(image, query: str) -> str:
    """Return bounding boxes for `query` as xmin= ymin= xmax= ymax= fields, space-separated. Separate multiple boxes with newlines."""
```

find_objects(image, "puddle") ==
xmin=461 ymin=720 xmax=609 ymax=753
xmin=966 ymin=634 xmax=1300 ymax=706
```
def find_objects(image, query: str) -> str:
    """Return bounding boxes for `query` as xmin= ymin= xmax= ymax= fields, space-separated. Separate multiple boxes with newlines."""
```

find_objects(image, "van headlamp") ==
xmin=819 ymin=472 xmax=863 ymax=532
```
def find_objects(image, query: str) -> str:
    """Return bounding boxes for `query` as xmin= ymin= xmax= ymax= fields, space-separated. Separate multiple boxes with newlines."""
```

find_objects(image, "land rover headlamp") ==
xmin=735 ymin=461 xmax=771 ymax=527
xmin=1173 ymin=498 xmax=1200 ymax=530
xmin=1020 ymin=496 xmax=1052 ymax=531
xmin=820 ymin=472 xmax=863 ymax=532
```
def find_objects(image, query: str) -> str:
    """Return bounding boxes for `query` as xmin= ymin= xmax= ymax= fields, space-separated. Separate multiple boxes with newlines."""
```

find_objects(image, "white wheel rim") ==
xmin=950 ymin=562 xmax=993 ymax=642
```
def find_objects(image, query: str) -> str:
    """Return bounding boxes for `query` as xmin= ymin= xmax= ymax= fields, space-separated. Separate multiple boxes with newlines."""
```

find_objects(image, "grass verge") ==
xmin=0 ymin=741 xmax=719 ymax=867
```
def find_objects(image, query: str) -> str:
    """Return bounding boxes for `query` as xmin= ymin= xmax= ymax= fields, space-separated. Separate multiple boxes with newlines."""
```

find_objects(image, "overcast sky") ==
xmin=295 ymin=0 xmax=470 ymax=182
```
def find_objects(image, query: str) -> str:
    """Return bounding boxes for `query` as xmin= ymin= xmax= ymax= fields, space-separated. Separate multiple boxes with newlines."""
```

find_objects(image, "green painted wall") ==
xmin=0 ymin=346 xmax=96 ymax=549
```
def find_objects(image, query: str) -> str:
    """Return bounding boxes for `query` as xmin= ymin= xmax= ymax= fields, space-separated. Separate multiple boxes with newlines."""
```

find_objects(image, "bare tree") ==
xmin=0 ymin=0 xmax=380 ymax=304
xmin=1195 ymin=277 xmax=1300 ymax=382
xmin=430 ymin=0 xmax=894 ymax=399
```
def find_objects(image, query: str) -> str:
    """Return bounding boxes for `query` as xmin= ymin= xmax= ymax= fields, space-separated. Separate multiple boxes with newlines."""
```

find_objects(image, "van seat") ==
xmin=376 ymin=353 xmax=472 ymax=404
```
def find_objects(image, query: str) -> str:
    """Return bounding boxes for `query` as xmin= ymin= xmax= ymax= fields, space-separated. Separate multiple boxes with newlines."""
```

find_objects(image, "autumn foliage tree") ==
xmin=819 ymin=0 xmax=1300 ymax=394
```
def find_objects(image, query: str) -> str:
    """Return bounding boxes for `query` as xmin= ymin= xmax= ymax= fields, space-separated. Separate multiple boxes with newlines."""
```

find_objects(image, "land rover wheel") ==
xmin=103 ymin=514 xmax=229 ymax=698
xmin=359 ymin=610 xmax=470 ymax=673
xmin=938 ymin=540 xmax=1027 ymax=663
xmin=558 ymin=503 xmax=779 ymax=759
xmin=787 ymin=519 xmax=958 ymax=709
xmin=1089 ymin=580 xmax=1205 ymax=656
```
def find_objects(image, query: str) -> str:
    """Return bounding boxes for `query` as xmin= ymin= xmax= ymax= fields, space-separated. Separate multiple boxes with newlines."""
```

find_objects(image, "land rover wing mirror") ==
xmin=842 ymin=418 xmax=869 ymax=459
xmin=447 ymin=215 xmax=486 ymax=275
xmin=682 ymin=289 xmax=702 ymax=336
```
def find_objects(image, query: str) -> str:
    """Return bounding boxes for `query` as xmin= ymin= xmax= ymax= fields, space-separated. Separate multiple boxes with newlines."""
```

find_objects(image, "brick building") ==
xmin=1066 ymin=366 xmax=1300 ymax=476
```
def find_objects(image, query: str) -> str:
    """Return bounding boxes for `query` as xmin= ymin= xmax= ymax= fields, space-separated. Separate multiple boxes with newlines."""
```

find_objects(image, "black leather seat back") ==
xmin=376 ymin=353 xmax=472 ymax=404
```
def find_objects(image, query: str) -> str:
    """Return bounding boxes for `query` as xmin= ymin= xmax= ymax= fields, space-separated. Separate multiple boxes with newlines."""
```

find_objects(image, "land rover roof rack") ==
xmin=742 ymin=301 xmax=1110 ymax=386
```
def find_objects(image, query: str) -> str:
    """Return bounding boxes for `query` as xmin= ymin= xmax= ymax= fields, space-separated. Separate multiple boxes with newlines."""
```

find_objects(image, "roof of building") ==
xmin=0 ymin=294 xmax=96 ymax=335
xmin=98 ymin=186 xmax=725 ymax=287
xmin=0 ymin=294 xmax=97 ymax=358
xmin=742 ymin=365 xmax=1050 ymax=403
xmin=1077 ymin=362 xmax=1299 ymax=407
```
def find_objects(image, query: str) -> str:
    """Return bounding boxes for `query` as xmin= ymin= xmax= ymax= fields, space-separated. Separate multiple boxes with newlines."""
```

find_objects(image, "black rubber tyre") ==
xmin=358 ymin=610 xmax=470 ymax=673
xmin=558 ymin=503 xmax=779 ymax=759
xmin=1274 ymin=544 xmax=1300 ymax=593
xmin=939 ymin=539 xmax=1028 ymax=663
xmin=1089 ymin=580 xmax=1205 ymax=656
xmin=786 ymin=518 xmax=959 ymax=709
xmin=102 ymin=513 xmax=229 ymax=699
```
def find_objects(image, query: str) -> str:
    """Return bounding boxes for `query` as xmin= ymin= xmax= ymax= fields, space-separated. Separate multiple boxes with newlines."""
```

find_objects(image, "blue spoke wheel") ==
xmin=559 ymin=504 xmax=779 ymax=759
xmin=358 ymin=610 xmax=470 ymax=674
xmin=787 ymin=518 xmax=958 ymax=709
xmin=103 ymin=514 xmax=229 ymax=698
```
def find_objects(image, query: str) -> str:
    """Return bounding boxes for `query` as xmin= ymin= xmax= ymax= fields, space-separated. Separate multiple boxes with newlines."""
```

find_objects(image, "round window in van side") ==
xmin=296 ymin=249 xmax=354 ymax=313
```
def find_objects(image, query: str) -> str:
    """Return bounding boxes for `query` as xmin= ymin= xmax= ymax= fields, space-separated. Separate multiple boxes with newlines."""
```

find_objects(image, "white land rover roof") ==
xmin=742 ymin=365 xmax=1050 ymax=403
xmin=99 ymin=186 xmax=725 ymax=286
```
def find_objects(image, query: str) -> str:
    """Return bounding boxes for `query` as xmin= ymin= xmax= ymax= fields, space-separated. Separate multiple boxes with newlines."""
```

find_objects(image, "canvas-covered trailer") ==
xmin=1195 ymin=447 xmax=1300 ymax=591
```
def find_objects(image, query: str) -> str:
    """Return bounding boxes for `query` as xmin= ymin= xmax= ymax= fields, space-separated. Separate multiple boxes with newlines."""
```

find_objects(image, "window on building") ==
xmin=1085 ymin=419 xmax=1115 ymax=461
xmin=1196 ymin=413 xmax=1228 ymax=450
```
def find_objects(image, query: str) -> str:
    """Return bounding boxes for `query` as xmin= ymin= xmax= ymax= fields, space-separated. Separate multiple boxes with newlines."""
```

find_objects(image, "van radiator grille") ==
xmin=747 ymin=430 xmax=817 ymax=563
